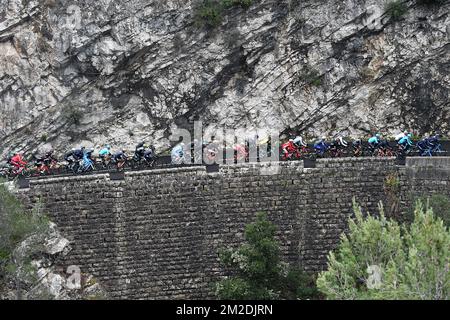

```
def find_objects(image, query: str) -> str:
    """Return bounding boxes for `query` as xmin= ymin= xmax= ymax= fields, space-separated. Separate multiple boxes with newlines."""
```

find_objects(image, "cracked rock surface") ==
xmin=0 ymin=0 xmax=449 ymax=156
xmin=1 ymin=220 xmax=107 ymax=300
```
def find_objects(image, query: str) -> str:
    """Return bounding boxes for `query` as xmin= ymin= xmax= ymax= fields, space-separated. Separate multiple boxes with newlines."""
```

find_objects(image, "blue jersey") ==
xmin=73 ymin=149 xmax=84 ymax=160
xmin=368 ymin=136 xmax=379 ymax=144
xmin=314 ymin=141 xmax=328 ymax=151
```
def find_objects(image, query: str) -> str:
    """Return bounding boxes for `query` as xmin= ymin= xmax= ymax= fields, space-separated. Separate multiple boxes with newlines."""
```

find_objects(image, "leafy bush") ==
xmin=195 ymin=0 xmax=223 ymax=28
xmin=63 ymin=106 xmax=83 ymax=125
xmin=0 ymin=181 xmax=49 ymax=295
xmin=40 ymin=133 xmax=48 ymax=142
xmin=384 ymin=173 xmax=400 ymax=193
xmin=301 ymin=67 xmax=322 ymax=86
xmin=317 ymin=199 xmax=449 ymax=300
xmin=385 ymin=0 xmax=408 ymax=20
xmin=194 ymin=0 xmax=254 ymax=28
xmin=412 ymin=194 xmax=450 ymax=227
xmin=215 ymin=212 xmax=320 ymax=299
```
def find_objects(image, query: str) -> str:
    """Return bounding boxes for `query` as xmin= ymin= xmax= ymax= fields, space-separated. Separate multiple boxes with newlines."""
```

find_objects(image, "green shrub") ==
xmin=40 ymin=133 xmax=48 ymax=142
xmin=385 ymin=1 xmax=408 ymax=20
xmin=194 ymin=0 xmax=223 ymax=28
xmin=413 ymin=194 xmax=450 ymax=227
xmin=63 ymin=106 xmax=83 ymax=125
xmin=215 ymin=212 xmax=320 ymax=299
xmin=317 ymin=199 xmax=449 ymax=300
xmin=0 ymin=181 xmax=49 ymax=292
xmin=384 ymin=173 xmax=400 ymax=193
xmin=301 ymin=67 xmax=322 ymax=86
xmin=194 ymin=0 xmax=254 ymax=28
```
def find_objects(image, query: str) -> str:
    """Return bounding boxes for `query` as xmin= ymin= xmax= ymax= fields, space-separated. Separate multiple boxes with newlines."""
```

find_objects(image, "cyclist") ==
xmin=395 ymin=130 xmax=408 ymax=142
xmin=84 ymin=148 xmax=94 ymax=160
xmin=171 ymin=143 xmax=185 ymax=164
xmin=281 ymin=139 xmax=298 ymax=159
xmin=64 ymin=148 xmax=77 ymax=166
xmin=352 ymin=139 xmax=363 ymax=156
xmin=10 ymin=151 xmax=27 ymax=171
xmin=368 ymin=133 xmax=381 ymax=151
xmin=417 ymin=138 xmax=430 ymax=155
xmin=293 ymin=136 xmax=307 ymax=148
xmin=113 ymin=149 xmax=128 ymax=162
xmin=135 ymin=142 xmax=147 ymax=161
xmin=398 ymin=133 xmax=414 ymax=151
xmin=33 ymin=149 xmax=56 ymax=173
xmin=335 ymin=136 xmax=348 ymax=148
xmin=143 ymin=145 xmax=156 ymax=163
xmin=329 ymin=136 xmax=348 ymax=157
xmin=112 ymin=149 xmax=129 ymax=170
xmin=427 ymin=134 xmax=440 ymax=150
xmin=99 ymin=144 xmax=112 ymax=159
xmin=98 ymin=144 xmax=112 ymax=167
xmin=314 ymin=137 xmax=329 ymax=156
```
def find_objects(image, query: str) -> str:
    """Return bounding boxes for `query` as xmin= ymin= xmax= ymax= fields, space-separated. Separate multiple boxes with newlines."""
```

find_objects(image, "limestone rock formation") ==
xmin=0 ymin=0 xmax=449 ymax=157
xmin=1 ymin=220 xmax=107 ymax=300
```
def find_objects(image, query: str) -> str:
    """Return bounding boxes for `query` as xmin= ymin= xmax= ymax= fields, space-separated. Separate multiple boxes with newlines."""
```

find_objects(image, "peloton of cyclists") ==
xmin=1 ymin=130 xmax=446 ymax=179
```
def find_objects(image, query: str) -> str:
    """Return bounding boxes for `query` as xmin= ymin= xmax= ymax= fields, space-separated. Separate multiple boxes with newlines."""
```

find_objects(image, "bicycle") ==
xmin=420 ymin=143 xmax=445 ymax=157
xmin=97 ymin=154 xmax=113 ymax=171
xmin=76 ymin=154 xmax=95 ymax=174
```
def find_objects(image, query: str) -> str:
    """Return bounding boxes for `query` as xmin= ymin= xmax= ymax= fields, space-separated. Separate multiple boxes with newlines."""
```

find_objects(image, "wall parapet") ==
xmin=17 ymin=157 xmax=449 ymax=299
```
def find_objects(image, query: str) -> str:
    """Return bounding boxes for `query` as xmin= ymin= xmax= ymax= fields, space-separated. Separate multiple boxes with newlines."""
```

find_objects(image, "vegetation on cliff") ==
xmin=194 ymin=0 xmax=254 ymax=28
xmin=317 ymin=199 xmax=449 ymax=300
xmin=0 ymin=180 xmax=49 ymax=299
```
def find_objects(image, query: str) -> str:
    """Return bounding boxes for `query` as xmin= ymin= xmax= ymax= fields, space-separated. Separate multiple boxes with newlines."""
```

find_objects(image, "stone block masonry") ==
xmin=18 ymin=157 xmax=450 ymax=299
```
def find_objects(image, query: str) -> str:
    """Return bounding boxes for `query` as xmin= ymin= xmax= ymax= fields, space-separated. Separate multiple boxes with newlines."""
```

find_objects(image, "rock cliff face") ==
xmin=0 ymin=0 xmax=449 ymax=156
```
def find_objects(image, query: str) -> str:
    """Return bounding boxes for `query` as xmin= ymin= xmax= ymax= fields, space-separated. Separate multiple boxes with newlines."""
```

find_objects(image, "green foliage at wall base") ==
xmin=0 ymin=180 xmax=49 ymax=297
xmin=215 ymin=212 xmax=320 ymax=300
xmin=317 ymin=199 xmax=449 ymax=300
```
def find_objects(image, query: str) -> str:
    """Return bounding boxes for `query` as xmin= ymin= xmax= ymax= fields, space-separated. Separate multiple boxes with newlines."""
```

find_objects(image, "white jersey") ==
xmin=293 ymin=136 xmax=306 ymax=147
xmin=395 ymin=132 xmax=405 ymax=141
